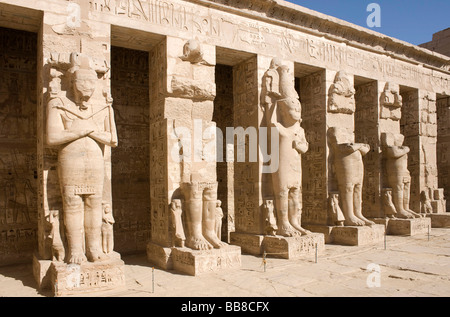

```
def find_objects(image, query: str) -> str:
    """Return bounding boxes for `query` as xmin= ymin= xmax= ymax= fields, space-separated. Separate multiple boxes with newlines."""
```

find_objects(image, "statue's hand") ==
xmin=74 ymin=129 xmax=95 ymax=138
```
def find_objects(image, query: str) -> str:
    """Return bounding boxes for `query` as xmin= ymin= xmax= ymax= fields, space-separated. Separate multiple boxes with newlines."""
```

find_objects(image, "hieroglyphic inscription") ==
xmin=355 ymin=81 xmax=380 ymax=218
xmin=233 ymin=57 xmax=261 ymax=234
xmin=111 ymin=46 xmax=151 ymax=253
xmin=0 ymin=27 xmax=37 ymax=265
xmin=400 ymin=90 xmax=421 ymax=212
xmin=300 ymin=71 xmax=327 ymax=225
xmin=89 ymin=0 xmax=450 ymax=94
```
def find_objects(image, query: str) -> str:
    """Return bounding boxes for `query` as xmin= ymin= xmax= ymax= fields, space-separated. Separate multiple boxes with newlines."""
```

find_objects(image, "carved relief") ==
xmin=110 ymin=46 xmax=150 ymax=253
xmin=0 ymin=27 xmax=38 ymax=265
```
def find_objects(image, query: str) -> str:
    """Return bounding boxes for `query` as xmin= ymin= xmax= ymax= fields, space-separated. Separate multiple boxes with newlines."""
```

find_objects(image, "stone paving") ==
xmin=0 ymin=228 xmax=449 ymax=297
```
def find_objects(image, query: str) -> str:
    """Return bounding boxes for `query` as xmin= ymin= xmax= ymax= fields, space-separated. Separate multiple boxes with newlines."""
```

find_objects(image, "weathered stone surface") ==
xmin=262 ymin=233 xmax=325 ymax=259
xmin=171 ymin=245 xmax=241 ymax=276
xmin=49 ymin=252 xmax=125 ymax=297
xmin=373 ymin=217 xmax=431 ymax=236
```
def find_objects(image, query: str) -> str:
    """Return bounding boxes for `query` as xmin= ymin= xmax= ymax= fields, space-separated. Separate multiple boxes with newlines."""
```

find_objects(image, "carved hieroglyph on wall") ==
xmin=111 ymin=46 xmax=151 ymax=254
xmin=0 ymin=27 xmax=38 ymax=265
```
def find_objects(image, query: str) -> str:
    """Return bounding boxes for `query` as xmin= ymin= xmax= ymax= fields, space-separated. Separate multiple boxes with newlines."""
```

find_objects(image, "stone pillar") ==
xmin=402 ymin=90 xmax=447 ymax=227
xmin=230 ymin=56 xmax=325 ymax=258
xmin=303 ymin=70 xmax=385 ymax=245
xmin=146 ymin=37 xmax=240 ymax=275
xmin=355 ymin=80 xmax=381 ymax=219
xmin=33 ymin=5 xmax=125 ymax=296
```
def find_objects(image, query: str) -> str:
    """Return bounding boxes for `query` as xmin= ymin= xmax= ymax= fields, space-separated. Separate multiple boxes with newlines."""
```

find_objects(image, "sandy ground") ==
xmin=0 ymin=228 xmax=449 ymax=298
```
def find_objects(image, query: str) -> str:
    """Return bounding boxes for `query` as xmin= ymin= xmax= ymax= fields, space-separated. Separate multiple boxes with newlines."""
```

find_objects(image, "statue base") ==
xmin=303 ymin=224 xmax=385 ymax=246
xmin=33 ymin=252 xmax=126 ymax=297
xmin=426 ymin=213 xmax=450 ymax=228
xmin=230 ymin=232 xmax=325 ymax=259
xmin=372 ymin=217 xmax=431 ymax=235
xmin=146 ymin=242 xmax=242 ymax=276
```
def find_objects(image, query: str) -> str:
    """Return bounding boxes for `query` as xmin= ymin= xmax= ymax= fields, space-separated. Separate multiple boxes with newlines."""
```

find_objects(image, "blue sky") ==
xmin=286 ymin=0 xmax=450 ymax=45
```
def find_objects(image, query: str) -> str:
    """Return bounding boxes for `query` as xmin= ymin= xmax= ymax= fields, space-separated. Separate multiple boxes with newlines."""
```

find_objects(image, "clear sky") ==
xmin=286 ymin=0 xmax=450 ymax=46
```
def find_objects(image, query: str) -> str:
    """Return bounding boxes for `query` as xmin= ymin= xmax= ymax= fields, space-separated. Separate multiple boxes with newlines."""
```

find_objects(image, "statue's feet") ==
xmin=68 ymin=250 xmax=87 ymax=265
xmin=356 ymin=215 xmax=376 ymax=226
xmin=186 ymin=236 xmax=213 ymax=251
xmin=406 ymin=209 xmax=423 ymax=218
xmin=87 ymin=249 xmax=109 ymax=262
xmin=291 ymin=222 xmax=311 ymax=235
xmin=204 ymin=232 xmax=228 ymax=249
xmin=396 ymin=209 xmax=415 ymax=219
xmin=344 ymin=215 xmax=366 ymax=226
xmin=277 ymin=223 xmax=300 ymax=237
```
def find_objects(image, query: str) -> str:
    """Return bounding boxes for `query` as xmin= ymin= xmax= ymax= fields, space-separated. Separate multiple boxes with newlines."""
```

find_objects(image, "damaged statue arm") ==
xmin=385 ymin=146 xmax=410 ymax=158
xmin=88 ymin=107 xmax=118 ymax=148
xmin=46 ymin=100 xmax=93 ymax=146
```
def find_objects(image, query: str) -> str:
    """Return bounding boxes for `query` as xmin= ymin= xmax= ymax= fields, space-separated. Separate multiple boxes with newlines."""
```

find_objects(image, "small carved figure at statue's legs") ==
xmin=288 ymin=187 xmax=310 ymax=235
xmin=62 ymin=192 xmax=87 ymax=264
xmin=84 ymin=193 xmax=108 ymax=262
xmin=203 ymin=185 xmax=226 ymax=248
xmin=184 ymin=183 xmax=213 ymax=250
xmin=275 ymin=188 xmax=298 ymax=237
xmin=339 ymin=183 xmax=365 ymax=226
xmin=353 ymin=183 xmax=375 ymax=225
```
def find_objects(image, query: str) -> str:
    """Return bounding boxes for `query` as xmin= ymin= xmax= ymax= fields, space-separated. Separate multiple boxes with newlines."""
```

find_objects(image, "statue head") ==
xmin=216 ymin=200 xmax=222 ymax=207
xmin=171 ymin=199 xmax=182 ymax=209
xmin=278 ymin=97 xmax=301 ymax=124
xmin=264 ymin=199 xmax=274 ymax=208
xmin=71 ymin=68 xmax=97 ymax=101
xmin=270 ymin=58 xmax=282 ymax=69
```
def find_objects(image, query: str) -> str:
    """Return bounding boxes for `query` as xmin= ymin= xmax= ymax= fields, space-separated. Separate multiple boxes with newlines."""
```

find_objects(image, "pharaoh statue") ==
xmin=381 ymin=132 xmax=421 ymax=218
xmin=46 ymin=52 xmax=118 ymax=264
xmin=328 ymin=127 xmax=374 ymax=226
xmin=263 ymin=58 xmax=310 ymax=237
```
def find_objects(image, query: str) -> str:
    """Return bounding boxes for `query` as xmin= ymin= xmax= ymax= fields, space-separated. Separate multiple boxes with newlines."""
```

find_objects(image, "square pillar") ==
xmin=146 ymin=37 xmax=241 ymax=275
xmin=34 ymin=5 xmax=125 ymax=295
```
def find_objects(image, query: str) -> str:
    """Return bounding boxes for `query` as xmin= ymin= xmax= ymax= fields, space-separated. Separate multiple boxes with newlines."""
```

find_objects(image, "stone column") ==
xmin=33 ymin=5 xmax=125 ymax=296
xmin=303 ymin=70 xmax=385 ymax=245
xmin=146 ymin=37 xmax=241 ymax=275
xmin=230 ymin=56 xmax=325 ymax=258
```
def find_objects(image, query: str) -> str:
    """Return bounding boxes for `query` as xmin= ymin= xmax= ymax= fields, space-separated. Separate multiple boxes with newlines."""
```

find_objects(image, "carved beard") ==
xmin=79 ymin=98 xmax=89 ymax=111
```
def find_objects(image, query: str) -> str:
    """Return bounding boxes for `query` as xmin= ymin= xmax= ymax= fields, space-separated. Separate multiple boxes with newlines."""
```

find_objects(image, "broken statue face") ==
xmin=73 ymin=69 xmax=97 ymax=101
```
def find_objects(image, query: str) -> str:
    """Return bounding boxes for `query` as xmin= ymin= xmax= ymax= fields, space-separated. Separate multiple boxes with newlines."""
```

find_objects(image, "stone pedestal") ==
xmin=373 ymin=217 xmax=431 ymax=235
xmin=33 ymin=252 xmax=126 ymax=297
xmin=427 ymin=214 xmax=450 ymax=228
xmin=171 ymin=245 xmax=241 ymax=276
xmin=304 ymin=224 xmax=385 ymax=246
xmin=147 ymin=242 xmax=242 ymax=276
xmin=230 ymin=232 xmax=325 ymax=259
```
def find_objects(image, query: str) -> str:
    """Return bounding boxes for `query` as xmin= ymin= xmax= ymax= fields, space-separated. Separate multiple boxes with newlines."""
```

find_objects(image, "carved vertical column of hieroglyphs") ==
xmin=401 ymin=89 xmax=421 ymax=213
xmin=147 ymin=37 xmax=217 ymax=269
xmin=299 ymin=70 xmax=327 ymax=226
xmin=232 ymin=55 xmax=262 ymax=237
xmin=355 ymin=81 xmax=380 ymax=218
xmin=437 ymin=96 xmax=450 ymax=211
xmin=110 ymin=47 xmax=150 ymax=253
xmin=0 ymin=27 xmax=38 ymax=266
